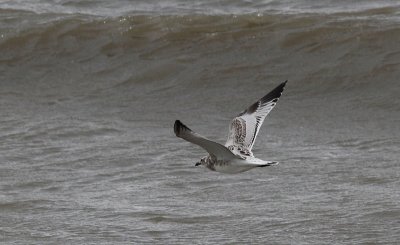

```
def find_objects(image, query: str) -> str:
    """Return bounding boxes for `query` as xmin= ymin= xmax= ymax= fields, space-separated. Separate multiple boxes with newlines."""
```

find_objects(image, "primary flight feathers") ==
xmin=174 ymin=81 xmax=287 ymax=174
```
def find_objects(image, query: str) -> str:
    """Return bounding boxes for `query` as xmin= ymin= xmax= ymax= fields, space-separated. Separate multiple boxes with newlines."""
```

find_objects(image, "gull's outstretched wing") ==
xmin=174 ymin=120 xmax=240 ymax=160
xmin=225 ymin=81 xmax=287 ymax=156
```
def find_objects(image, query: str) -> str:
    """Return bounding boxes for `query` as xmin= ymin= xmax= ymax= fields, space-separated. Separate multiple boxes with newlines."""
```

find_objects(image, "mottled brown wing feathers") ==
xmin=226 ymin=81 xmax=287 ymax=153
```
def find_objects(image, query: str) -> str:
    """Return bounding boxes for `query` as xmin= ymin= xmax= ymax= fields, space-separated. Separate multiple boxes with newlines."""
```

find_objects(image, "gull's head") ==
xmin=195 ymin=156 xmax=207 ymax=167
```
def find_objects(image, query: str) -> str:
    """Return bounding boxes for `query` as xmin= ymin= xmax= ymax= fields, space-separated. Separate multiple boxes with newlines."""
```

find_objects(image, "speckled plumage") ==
xmin=174 ymin=81 xmax=287 ymax=174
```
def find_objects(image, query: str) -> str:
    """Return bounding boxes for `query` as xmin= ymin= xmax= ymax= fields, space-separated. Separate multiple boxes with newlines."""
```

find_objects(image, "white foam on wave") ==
xmin=1 ymin=0 xmax=399 ymax=17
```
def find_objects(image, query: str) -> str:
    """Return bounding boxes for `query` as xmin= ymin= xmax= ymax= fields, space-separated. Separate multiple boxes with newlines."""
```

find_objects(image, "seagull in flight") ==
xmin=174 ymin=81 xmax=287 ymax=174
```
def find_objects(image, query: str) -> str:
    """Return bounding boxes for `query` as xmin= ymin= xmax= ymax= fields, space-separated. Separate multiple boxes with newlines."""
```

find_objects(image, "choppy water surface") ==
xmin=1 ymin=1 xmax=400 ymax=244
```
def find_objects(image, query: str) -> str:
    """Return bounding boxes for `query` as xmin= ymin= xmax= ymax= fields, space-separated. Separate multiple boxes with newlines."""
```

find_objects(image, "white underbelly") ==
xmin=213 ymin=160 xmax=256 ymax=174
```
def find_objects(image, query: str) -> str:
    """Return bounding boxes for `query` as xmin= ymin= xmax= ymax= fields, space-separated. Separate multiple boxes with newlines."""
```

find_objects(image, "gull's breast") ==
xmin=213 ymin=159 xmax=256 ymax=174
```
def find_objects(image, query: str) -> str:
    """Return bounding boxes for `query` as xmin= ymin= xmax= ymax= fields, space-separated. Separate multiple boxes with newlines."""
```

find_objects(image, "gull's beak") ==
xmin=195 ymin=162 xmax=201 ymax=166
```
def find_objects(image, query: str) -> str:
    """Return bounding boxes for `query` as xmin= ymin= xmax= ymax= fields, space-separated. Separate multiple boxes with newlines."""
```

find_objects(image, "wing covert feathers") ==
xmin=225 ymin=81 xmax=287 ymax=155
xmin=174 ymin=120 xmax=239 ymax=160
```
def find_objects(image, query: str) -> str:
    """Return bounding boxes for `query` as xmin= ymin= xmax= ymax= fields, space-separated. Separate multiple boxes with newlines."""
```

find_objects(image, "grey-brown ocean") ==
xmin=1 ymin=1 xmax=400 ymax=244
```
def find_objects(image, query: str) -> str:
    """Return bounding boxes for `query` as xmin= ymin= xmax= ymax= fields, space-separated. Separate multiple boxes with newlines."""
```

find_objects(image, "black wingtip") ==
xmin=238 ymin=80 xmax=288 ymax=116
xmin=174 ymin=120 xmax=191 ymax=136
xmin=174 ymin=120 xmax=181 ymax=136
xmin=260 ymin=80 xmax=288 ymax=104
